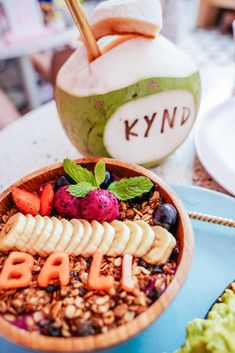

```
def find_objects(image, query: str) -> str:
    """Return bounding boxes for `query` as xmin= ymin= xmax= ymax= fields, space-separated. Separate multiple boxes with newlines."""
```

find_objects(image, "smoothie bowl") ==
xmin=0 ymin=158 xmax=193 ymax=352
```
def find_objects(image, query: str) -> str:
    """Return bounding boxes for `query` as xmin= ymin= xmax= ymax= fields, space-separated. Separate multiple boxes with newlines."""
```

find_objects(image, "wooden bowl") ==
xmin=0 ymin=158 xmax=194 ymax=352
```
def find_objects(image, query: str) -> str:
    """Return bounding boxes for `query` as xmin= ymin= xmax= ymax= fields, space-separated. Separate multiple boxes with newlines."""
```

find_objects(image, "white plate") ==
xmin=195 ymin=97 xmax=235 ymax=196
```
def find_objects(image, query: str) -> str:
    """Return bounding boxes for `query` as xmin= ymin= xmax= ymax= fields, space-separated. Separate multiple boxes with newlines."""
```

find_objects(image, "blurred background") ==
xmin=0 ymin=0 xmax=234 ymax=129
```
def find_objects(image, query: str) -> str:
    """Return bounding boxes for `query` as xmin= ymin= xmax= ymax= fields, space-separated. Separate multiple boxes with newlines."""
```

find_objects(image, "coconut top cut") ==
xmin=57 ymin=35 xmax=198 ymax=97
xmin=90 ymin=0 xmax=162 ymax=39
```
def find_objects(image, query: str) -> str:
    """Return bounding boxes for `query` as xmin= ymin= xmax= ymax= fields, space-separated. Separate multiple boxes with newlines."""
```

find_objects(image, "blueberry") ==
xmin=45 ymin=284 xmax=59 ymax=293
xmin=153 ymin=203 xmax=177 ymax=231
xmin=151 ymin=265 xmax=162 ymax=275
xmin=55 ymin=175 xmax=71 ymax=189
xmin=48 ymin=322 xmax=62 ymax=337
xmin=129 ymin=191 xmax=152 ymax=206
xmin=100 ymin=170 xmax=114 ymax=189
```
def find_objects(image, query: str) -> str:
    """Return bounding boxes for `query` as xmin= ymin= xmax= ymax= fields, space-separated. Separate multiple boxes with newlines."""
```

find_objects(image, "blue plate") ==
xmin=1 ymin=185 xmax=235 ymax=353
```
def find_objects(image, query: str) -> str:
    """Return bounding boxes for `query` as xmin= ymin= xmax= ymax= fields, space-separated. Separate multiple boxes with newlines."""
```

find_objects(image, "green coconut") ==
xmin=56 ymin=2 xmax=200 ymax=166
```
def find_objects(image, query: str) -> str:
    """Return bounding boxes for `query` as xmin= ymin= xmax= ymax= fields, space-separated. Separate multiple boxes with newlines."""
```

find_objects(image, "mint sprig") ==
xmin=68 ymin=182 xmax=97 ymax=198
xmin=94 ymin=160 xmax=106 ymax=187
xmin=63 ymin=158 xmax=96 ymax=185
xmin=107 ymin=176 xmax=153 ymax=201
xmin=63 ymin=158 xmax=153 ymax=201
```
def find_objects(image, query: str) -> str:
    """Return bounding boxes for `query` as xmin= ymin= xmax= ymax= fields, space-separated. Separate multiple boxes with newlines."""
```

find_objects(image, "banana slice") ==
xmin=135 ymin=220 xmax=155 ymax=257
xmin=82 ymin=220 xmax=104 ymax=257
xmin=54 ymin=219 xmax=73 ymax=252
xmin=0 ymin=213 xmax=26 ymax=251
xmin=97 ymin=222 xmax=115 ymax=254
xmin=107 ymin=220 xmax=130 ymax=257
xmin=143 ymin=226 xmax=176 ymax=265
xmin=75 ymin=219 xmax=93 ymax=255
xmin=24 ymin=215 xmax=45 ymax=255
xmin=32 ymin=216 xmax=53 ymax=254
xmin=65 ymin=219 xmax=84 ymax=255
xmin=41 ymin=217 xmax=63 ymax=256
xmin=18 ymin=214 xmax=36 ymax=250
xmin=123 ymin=221 xmax=143 ymax=255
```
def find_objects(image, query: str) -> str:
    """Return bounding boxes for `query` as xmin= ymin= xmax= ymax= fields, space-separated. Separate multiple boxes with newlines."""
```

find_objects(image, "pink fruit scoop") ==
xmin=54 ymin=186 xmax=81 ymax=218
xmin=80 ymin=189 xmax=120 ymax=222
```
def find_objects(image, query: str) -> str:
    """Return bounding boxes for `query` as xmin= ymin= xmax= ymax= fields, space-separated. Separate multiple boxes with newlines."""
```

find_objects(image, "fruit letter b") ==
xmin=38 ymin=253 xmax=70 ymax=287
xmin=0 ymin=252 xmax=34 ymax=289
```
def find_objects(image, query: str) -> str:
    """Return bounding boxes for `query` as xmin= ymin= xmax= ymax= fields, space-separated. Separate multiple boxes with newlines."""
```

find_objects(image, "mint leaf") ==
xmin=68 ymin=182 xmax=96 ymax=198
xmin=94 ymin=160 xmax=106 ymax=187
xmin=63 ymin=158 xmax=96 ymax=185
xmin=108 ymin=176 xmax=153 ymax=201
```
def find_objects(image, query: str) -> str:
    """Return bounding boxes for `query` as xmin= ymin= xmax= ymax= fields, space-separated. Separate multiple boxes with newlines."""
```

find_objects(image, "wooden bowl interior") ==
xmin=0 ymin=158 xmax=194 ymax=352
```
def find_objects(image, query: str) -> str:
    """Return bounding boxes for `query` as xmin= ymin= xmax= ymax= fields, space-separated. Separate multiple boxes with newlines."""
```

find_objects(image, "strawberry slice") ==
xmin=40 ymin=183 xmax=54 ymax=216
xmin=12 ymin=188 xmax=40 ymax=216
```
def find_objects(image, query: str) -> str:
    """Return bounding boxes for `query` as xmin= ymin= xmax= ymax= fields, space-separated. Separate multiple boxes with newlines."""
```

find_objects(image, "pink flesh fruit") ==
xmin=54 ymin=186 xmax=82 ymax=219
xmin=80 ymin=189 xmax=120 ymax=222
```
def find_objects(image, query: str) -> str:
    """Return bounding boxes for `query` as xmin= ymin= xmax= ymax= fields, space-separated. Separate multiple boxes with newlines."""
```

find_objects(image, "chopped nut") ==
xmin=51 ymin=301 xmax=62 ymax=319
xmin=65 ymin=305 xmax=76 ymax=319
xmin=74 ymin=297 xmax=83 ymax=308
xmin=114 ymin=257 xmax=122 ymax=267
xmin=114 ymin=304 xmax=128 ymax=318
xmin=124 ymin=311 xmax=135 ymax=322
xmin=62 ymin=328 xmax=71 ymax=337
xmin=33 ymin=311 xmax=43 ymax=323
xmin=64 ymin=297 xmax=74 ymax=305
xmin=96 ymin=296 xmax=110 ymax=305
xmin=0 ymin=301 xmax=7 ymax=313
xmin=4 ymin=314 xmax=15 ymax=322
xmin=133 ymin=208 xmax=143 ymax=217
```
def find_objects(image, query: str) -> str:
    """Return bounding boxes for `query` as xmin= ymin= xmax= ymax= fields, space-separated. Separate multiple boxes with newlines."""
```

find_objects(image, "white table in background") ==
xmin=0 ymin=66 xmax=233 ymax=193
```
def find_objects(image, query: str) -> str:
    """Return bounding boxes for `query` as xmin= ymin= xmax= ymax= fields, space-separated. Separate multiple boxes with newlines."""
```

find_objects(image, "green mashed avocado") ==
xmin=176 ymin=282 xmax=235 ymax=353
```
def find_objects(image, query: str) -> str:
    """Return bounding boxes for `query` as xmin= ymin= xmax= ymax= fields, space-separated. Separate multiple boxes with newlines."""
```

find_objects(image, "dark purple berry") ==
xmin=170 ymin=245 xmax=180 ymax=262
xmin=145 ymin=278 xmax=165 ymax=301
xmin=48 ymin=322 xmax=62 ymax=337
xmin=147 ymin=287 xmax=163 ymax=301
xmin=56 ymin=175 xmax=71 ymax=189
xmin=76 ymin=321 xmax=96 ymax=337
xmin=153 ymin=203 xmax=177 ymax=231
xmin=138 ymin=259 xmax=150 ymax=269
xmin=79 ymin=287 xmax=87 ymax=297
xmin=100 ymin=170 xmax=114 ymax=189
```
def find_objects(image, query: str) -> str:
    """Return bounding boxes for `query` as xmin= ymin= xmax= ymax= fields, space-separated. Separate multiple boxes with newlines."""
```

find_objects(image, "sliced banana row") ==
xmin=0 ymin=213 xmax=176 ymax=264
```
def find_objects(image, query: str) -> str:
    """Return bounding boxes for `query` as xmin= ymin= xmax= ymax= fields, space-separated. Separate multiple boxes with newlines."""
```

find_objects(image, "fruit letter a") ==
xmin=0 ymin=252 xmax=34 ymax=289
xmin=38 ymin=253 xmax=70 ymax=287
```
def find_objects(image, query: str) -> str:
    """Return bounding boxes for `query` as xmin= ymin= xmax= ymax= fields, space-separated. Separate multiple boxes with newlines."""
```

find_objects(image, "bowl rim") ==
xmin=0 ymin=157 xmax=194 ymax=352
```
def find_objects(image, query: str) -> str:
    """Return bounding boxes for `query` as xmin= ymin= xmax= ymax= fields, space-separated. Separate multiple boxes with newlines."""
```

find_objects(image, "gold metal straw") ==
xmin=188 ymin=211 xmax=235 ymax=228
xmin=65 ymin=0 xmax=101 ymax=60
